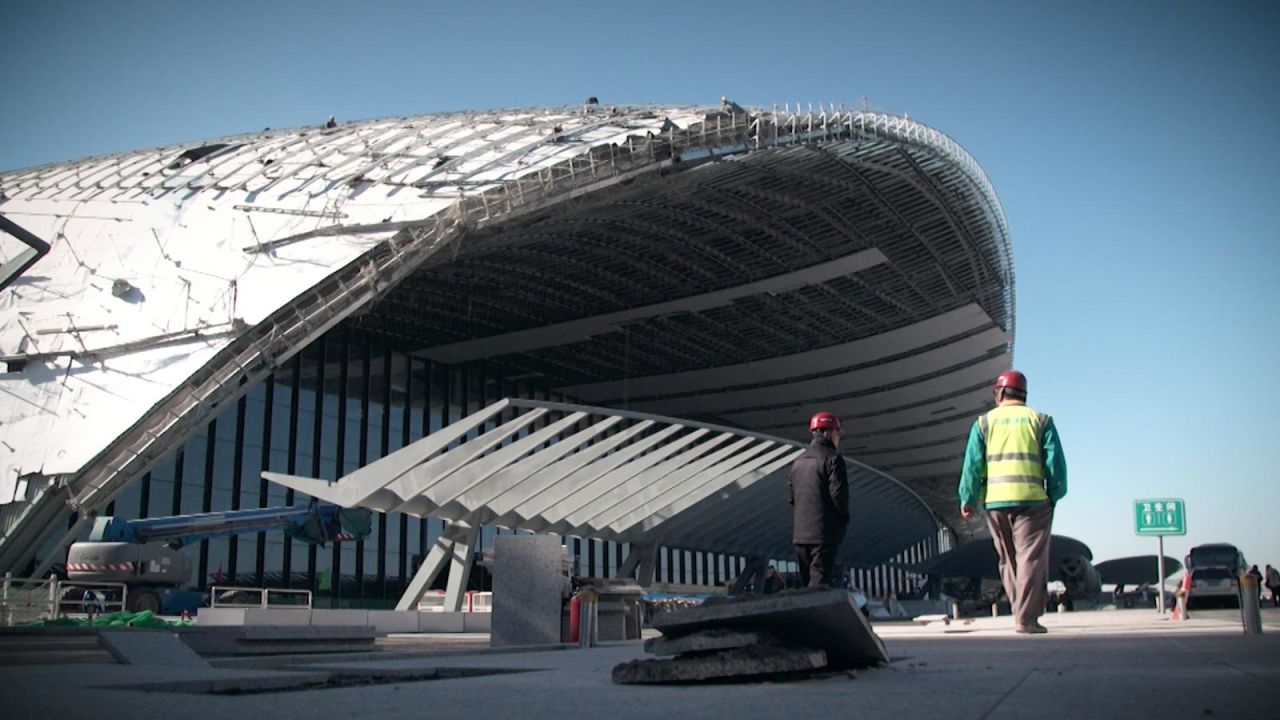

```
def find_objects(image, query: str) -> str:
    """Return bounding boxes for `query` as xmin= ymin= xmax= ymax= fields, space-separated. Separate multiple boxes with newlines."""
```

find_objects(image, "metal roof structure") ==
xmin=0 ymin=101 xmax=1015 ymax=577
xmin=264 ymin=397 xmax=937 ymax=607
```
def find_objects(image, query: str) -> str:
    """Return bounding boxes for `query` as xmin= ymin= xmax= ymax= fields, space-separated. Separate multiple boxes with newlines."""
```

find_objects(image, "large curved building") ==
xmin=0 ymin=102 xmax=1014 ymax=600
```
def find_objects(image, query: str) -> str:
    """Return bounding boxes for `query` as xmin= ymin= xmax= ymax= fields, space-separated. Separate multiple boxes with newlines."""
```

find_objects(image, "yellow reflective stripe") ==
xmin=987 ymin=475 xmax=1045 ymax=484
xmin=988 ymin=452 xmax=1041 ymax=461
xmin=988 ymin=459 xmax=1043 ymax=478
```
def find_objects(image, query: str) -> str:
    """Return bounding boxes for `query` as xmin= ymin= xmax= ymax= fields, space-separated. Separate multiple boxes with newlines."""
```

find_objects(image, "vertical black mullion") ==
xmin=198 ymin=418 xmax=217 ymax=591
xmin=602 ymin=541 xmax=610 ymax=578
xmin=459 ymin=365 xmax=469 ymax=439
xmin=228 ymin=395 xmax=247 ymax=582
xmin=255 ymin=374 xmax=274 ymax=587
xmin=475 ymin=361 xmax=487 ymax=560
xmin=308 ymin=337 xmax=325 ymax=594
xmin=283 ymin=354 xmax=301 ymax=589
xmin=379 ymin=345 xmax=392 ymax=600
xmin=334 ymin=331 xmax=350 ymax=605
xmin=666 ymin=547 xmax=674 ymax=583
xmin=398 ymin=357 xmax=413 ymax=593
xmin=356 ymin=336 xmax=371 ymax=601
xmin=587 ymin=539 xmax=596 ymax=578
xmin=170 ymin=449 xmax=185 ymax=517
xmin=418 ymin=360 xmax=432 ymax=562
xmin=437 ymin=363 xmax=450 ymax=550
xmin=137 ymin=472 xmax=151 ymax=519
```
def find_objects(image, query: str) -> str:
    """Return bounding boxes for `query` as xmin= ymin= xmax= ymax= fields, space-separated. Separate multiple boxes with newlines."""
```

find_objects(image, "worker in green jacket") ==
xmin=957 ymin=370 xmax=1067 ymax=634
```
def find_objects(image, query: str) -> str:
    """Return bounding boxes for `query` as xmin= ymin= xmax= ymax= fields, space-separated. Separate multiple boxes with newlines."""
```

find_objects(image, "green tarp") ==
xmin=23 ymin=610 xmax=195 ymax=629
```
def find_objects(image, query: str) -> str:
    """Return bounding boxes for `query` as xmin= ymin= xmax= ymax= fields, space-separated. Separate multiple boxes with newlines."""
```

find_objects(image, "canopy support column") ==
xmin=395 ymin=521 xmax=476 ymax=611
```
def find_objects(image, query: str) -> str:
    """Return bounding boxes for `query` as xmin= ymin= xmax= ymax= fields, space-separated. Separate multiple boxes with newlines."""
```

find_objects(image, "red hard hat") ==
xmin=994 ymin=370 xmax=1027 ymax=393
xmin=809 ymin=411 xmax=842 ymax=432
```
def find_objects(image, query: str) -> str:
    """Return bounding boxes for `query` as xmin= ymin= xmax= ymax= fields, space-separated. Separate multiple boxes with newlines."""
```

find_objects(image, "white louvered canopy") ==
xmin=263 ymin=398 xmax=937 ymax=566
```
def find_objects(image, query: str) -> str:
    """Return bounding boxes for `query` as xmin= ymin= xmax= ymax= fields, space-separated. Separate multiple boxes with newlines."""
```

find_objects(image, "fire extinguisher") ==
xmin=568 ymin=592 xmax=581 ymax=643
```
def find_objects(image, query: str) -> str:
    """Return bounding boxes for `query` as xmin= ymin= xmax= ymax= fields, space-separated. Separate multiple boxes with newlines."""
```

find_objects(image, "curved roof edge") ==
xmin=0 ymin=102 xmax=1011 ymax=574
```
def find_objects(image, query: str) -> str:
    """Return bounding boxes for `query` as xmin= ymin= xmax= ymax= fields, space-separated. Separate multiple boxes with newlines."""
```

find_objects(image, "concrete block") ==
xmin=490 ymin=535 xmax=566 ymax=647
xmin=613 ymin=645 xmax=827 ymax=684
xmin=367 ymin=610 xmax=420 ymax=634
xmin=194 ymin=607 xmax=246 ymax=626
xmin=241 ymin=607 xmax=314 ymax=626
xmin=463 ymin=612 xmax=492 ymax=633
xmin=98 ymin=629 xmax=208 ymax=667
xmin=310 ymin=609 xmax=369 ymax=626
xmin=644 ymin=628 xmax=778 ymax=656
xmin=237 ymin=625 xmax=374 ymax=640
xmin=418 ymin=612 xmax=466 ymax=632
xmin=652 ymin=588 xmax=888 ymax=669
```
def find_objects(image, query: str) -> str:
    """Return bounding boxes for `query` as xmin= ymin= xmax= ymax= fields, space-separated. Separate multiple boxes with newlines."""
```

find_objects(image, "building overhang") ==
xmin=0 ymin=102 xmax=1014 ymax=573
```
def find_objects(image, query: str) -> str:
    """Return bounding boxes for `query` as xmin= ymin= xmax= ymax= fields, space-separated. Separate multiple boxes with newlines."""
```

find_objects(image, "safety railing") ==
xmin=1 ymin=574 xmax=57 ymax=626
xmin=56 ymin=581 xmax=129 ymax=617
xmin=1 ymin=575 xmax=131 ymax=625
xmin=209 ymin=585 xmax=312 ymax=609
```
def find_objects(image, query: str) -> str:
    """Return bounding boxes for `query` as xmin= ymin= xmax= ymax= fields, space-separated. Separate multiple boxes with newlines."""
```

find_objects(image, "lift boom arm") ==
xmin=86 ymin=502 xmax=372 ymax=548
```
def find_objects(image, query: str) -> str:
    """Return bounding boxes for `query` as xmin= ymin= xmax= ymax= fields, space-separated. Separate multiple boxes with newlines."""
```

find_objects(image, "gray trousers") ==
xmin=986 ymin=502 xmax=1053 ymax=628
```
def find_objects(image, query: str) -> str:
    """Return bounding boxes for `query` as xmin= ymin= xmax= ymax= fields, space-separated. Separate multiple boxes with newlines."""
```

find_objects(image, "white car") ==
xmin=1185 ymin=543 xmax=1246 ymax=610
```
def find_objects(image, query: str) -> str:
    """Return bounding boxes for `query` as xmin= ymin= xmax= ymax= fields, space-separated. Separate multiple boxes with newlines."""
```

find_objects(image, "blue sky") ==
xmin=3 ymin=0 xmax=1278 ymax=573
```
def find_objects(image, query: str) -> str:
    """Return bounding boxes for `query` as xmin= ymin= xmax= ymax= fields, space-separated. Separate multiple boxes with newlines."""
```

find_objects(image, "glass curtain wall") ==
xmin=103 ymin=324 xmax=752 ymax=608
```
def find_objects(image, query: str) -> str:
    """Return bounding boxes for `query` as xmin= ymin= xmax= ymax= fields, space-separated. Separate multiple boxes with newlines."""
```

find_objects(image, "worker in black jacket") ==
xmin=787 ymin=411 xmax=850 ymax=588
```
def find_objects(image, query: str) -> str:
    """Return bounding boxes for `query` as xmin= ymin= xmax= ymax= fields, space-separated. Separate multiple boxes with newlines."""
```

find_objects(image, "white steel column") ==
xmin=443 ymin=523 xmax=480 ymax=612
xmin=395 ymin=521 xmax=477 ymax=611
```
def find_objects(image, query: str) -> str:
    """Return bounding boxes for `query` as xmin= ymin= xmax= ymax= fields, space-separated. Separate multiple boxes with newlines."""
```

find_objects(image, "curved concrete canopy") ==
xmin=0 ymin=102 xmax=1013 ymax=573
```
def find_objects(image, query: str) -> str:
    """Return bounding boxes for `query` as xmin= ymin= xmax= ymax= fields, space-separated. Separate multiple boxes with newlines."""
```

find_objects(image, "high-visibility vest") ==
xmin=979 ymin=404 xmax=1050 ymax=505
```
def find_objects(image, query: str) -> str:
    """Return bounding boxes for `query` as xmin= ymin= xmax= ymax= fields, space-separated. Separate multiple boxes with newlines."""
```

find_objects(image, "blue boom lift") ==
xmin=65 ymin=501 xmax=371 ymax=613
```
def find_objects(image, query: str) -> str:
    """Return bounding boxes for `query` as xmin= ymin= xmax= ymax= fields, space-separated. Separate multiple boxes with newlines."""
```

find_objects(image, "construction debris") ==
xmin=613 ymin=645 xmax=826 ymax=684
xmin=613 ymin=588 xmax=889 ymax=685
xmin=643 ymin=627 xmax=778 ymax=657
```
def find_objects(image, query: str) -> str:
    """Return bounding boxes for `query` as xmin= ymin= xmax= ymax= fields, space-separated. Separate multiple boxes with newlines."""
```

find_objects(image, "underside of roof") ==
xmin=0 ymin=102 xmax=1014 ymax=573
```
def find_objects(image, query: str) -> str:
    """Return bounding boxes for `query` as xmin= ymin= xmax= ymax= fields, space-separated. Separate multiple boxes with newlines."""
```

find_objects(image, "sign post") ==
xmin=1134 ymin=498 xmax=1187 ymax=615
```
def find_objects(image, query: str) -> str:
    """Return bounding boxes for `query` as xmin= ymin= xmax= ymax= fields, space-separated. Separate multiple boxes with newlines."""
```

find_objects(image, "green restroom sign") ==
xmin=1133 ymin=498 xmax=1187 ymax=536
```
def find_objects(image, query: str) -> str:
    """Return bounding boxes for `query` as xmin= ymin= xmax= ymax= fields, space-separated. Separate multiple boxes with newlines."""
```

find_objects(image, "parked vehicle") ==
xmin=1184 ymin=543 xmax=1247 ymax=609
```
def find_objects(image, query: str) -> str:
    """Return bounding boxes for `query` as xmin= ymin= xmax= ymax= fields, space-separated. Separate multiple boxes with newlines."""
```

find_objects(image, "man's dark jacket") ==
xmin=787 ymin=435 xmax=850 ymax=545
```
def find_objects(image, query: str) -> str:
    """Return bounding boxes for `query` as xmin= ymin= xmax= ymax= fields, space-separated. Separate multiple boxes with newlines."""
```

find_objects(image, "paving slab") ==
xmin=97 ymin=629 xmax=208 ymax=667
xmin=1 ymin=607 xmax=1278 ymax=720
xmin=652 ymin=588 xmax=888 ymax=668
xmin=613 ymin=645 xmax=826 ymax=684
xmin=179 ymin=625 xmax=376 ymax=655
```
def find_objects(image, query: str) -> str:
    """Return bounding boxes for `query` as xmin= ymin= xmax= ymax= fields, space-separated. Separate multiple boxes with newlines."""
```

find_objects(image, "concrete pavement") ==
xmin=2 ymin=607 xmax=1277 ymax=719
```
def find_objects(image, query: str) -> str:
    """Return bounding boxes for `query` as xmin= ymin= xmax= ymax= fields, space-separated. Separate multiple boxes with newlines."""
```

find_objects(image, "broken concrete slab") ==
xmin=643 ymin=628 xmax=778 ymax=657
xmin=613 ymin=645 xmax=826 ymax=684
xmin=97 ymin=629 xmax=208 ymax=668
xmin=651 ymin=588 xmax=889 ymax=669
